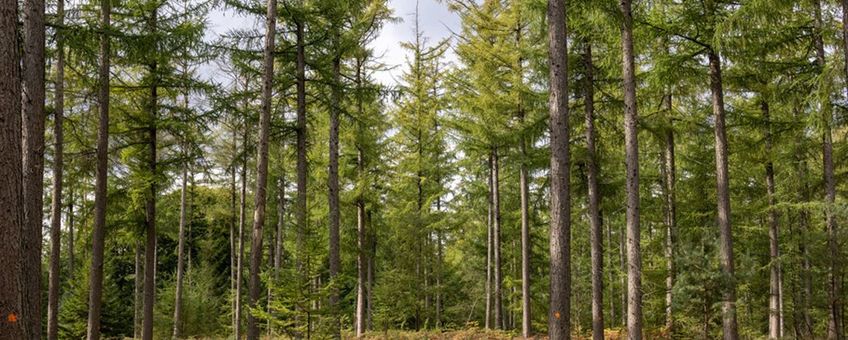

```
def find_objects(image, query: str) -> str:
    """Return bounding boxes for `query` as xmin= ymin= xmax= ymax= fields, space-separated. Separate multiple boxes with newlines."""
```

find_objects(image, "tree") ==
xmin=0 ymin=0 xmax=23 ymax=335
xmin=86 ymin=0 xmax=111 ymax=336
xmin=547 ymin=0 xmax=571 ymax=338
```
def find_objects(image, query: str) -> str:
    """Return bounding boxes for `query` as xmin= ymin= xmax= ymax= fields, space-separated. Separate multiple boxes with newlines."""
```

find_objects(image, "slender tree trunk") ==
xmin=134 ymin=241 xmax=142 ymax=339
xmin=582 ymin=38 xmax=604 ymax=340
xmin=47 ymin=1 xmax=66 ymax=335
xmin=548 ymin=0 xmax=571 ymax=337
xmin=86 ymin=0 xmax=110 ymax=336
xmin=328 ymin=53 xmax=342 ymax=340
xmin=69 ymin=188 xmax=75 ymax=278
xmin=354 ymin=57 xmax=367 ymax=338
xmin=230 ymin=128 xmax=238 ymax=334
xmin=295 ymin=14 xmax=308 ymax=276
xmin=247 ymin=0 xmax=276 ymax=337
xmin=811 ymin=1 xmax=843 ymax=338
xmin=492 ymin=148 xmax=503 ymax=329
xmin=620 ymin=1 xmax=643 ymax=338
xmin=270 ymin=155 xmax=284 ymax=337
xmin=173 ymin=165 xmax=189 ymax=339
xmin=236 ymin=133 xmax=247 ymax=340
xmin=486 ymin=153 xmax=493 ymax=330
xmin=707 ymin=47 xmax=739 ymax=340
xmin=761 ymin=100 xmax=783 ymax=339
xmin=661 ymin=89 xmax=677 ymax=334
xmin=0 ymin=0 xmax=23 ymax=335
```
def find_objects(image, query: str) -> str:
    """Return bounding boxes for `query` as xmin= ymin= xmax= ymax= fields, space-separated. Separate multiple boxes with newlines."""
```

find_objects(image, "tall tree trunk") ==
xmin=86 ymin=0 xmax=110 ymax=336
xmin=230 ymin=127 xmax=238 ymax=334
xmin=486 ymin=155 xmax=493 ymax=330
xmin=47 ymin=0 xmax=66 ymax=335
xmin=247 ymin=0 xmax=276 ymax=337
xmin=21 ymin=0 xmax=47 ymax=333
xmin=236 ymin=131 xmax=247 ymax=340
xmin=708 ymin=47 xmax=739 ymax=340
xmin=270 ymin=155 xmax=284 ymax=337
xmin=812 ymin=1 xmax=843 ymax=338
xmin=547 ymin=0 xmax=571 ymax=337
xmin=0 ymin=0 xmax=23 ymax=335
xmin=762 ymin=100 xmax=783 ymax=339
xmin=143 ymin=22 xmax=159 ymax=337
xmin=173 ymin=165 xmax=189 ymax=339
xmin=661 ymin=88 xmax=677 ymax=334
xmin=328 ymin=52 xmax=342 ymax=340
xmin=620 ymin=1 xmax=643 ymax=339
xmin=295 ymin=13 xmax=307 ymax=276
xmin=354 ymin=57 xmax=367 ymax=338
xmin=492 ymin=148 xmax=503 ymax=329
xmin=583 ymin=39 xmax=604 ymax=340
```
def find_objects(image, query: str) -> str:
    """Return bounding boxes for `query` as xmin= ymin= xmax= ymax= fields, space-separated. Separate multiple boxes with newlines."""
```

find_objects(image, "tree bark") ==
xmin=86 ymin=0 xmax=110 ymax=336
xmin=583 ymin=39 xmax=604 ymax=340
xmin=486 ymin=154 xmax=493 ymax=330
xmin=247 ymin=0 xmax=276 ymax=337
xmin=491 ymin=148 xmax=503 ymax=329
xmin=661 ymin=90 xmax=677 ymax=335
xmin=173 ymin=165 xmax=189 ymax=339
xmin=235 ymin=127 xmax=247 ymax=340
xmin=47 ymin=0 xmax=65 ymax=335
xmin=328 ymin=52 xmax=342 ymax=340
xmin=230 ymin=124 xmax=238 ymax=334
xmin=68 ymin=188 xmax=74 ymax=279
xmin=0 ymin=0 xmax=23 ymax=335
xmin=708 ymin=47 xmax=739 ymax=340
xmin=21 ymin=0 xmax=47 ymax=333
xmin=547 ymin=0 xmax=571 ymax=337
xmin=295 ymin=13 xmax=308 ymax=276
xmin=620 ymin=1 xmax=643 ymax=339
xmin=762 ymin=100 xmax=783 ymax=339
xmin=142 ymin=14 xmax=159 ymax=336
xmin=354 ymin=57 xmax=367 ymax=338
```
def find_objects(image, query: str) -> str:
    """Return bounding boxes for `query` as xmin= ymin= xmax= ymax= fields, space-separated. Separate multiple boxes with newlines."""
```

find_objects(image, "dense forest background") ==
xmin=1 ymin=0 xmax=847 ymax=339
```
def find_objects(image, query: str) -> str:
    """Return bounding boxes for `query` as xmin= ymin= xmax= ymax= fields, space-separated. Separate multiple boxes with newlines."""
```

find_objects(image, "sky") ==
xmin=205 ymin=0 xmax=461 ymax=87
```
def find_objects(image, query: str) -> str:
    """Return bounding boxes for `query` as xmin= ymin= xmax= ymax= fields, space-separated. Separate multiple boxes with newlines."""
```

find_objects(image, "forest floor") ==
xmin=343 ymin=328 xmax=649 ymax=339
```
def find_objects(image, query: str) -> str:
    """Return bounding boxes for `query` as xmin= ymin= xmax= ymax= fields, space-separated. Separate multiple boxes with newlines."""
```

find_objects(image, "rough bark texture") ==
xmin=491 ymin=148 xmax=503 ymax=329
xmin=173 ymin=166 xmax=188 ymax=339
xmin=86 ymin=0 xmax=110 ymax=336
xmin=47 ymin=0 xmax=65 ymax=336
xmin=21 ymin=0 xmax=47 ymax=334
xmin=620 ymin=1 xmax=643 ymax=339
xmin=661 ymin=90 xmax=676 ymax=334
xmin=328 ymin=53 xmax=342 ymax=340
xmin=548 ymin=0 xmax=571 ymax=337
xmin=247 ymin=0 xmax=275 ymax=337
xmin=583 ymin=39 xmax=604 ymax=340
xmin=708 ymin=48 xmax=739 ymax=340
xmin=0 ymin=0 xmax=23 ymax=335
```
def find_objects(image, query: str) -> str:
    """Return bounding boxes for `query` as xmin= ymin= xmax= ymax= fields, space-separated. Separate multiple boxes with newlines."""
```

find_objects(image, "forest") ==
xmin=0 ymin=0 xmax=847 ymax=338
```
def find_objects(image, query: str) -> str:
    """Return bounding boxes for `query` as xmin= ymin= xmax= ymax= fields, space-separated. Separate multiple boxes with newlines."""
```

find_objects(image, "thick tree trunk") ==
xmin=173 ymin=166 xmax=188 ymax=339
xmin=762 ymin=100 xmax=783 ymax=339
xmin=620 ymin=1 xmax=643 ymax=339
xmin=547 ymin=0 xmax=571 ymax=338
xmin=661 ymin=90 xmax=677 ymax=335
xmin=582 ymin=39 xmax=604 ymax=340
xmin=328 ymin=53 xmax=342 ymax=339
xmin=708 ymin=48 xmax=739 ymax=340
xmin=47 ymin=1 xmax=65 ymax=336
xmin=247 ymin=0 xmax=276 ymax=337
xmin=491 ymin=148 xmax=503 ymax=329
xmin=0 ymin=0 xmax=23 ymax=335
xmin=811 ymin=2 xmax=843 ymax=338
xmin=21 ymin=0 xmax=47 ymax=334
xmin=86 ymin=0 xmax=110 ymax=336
